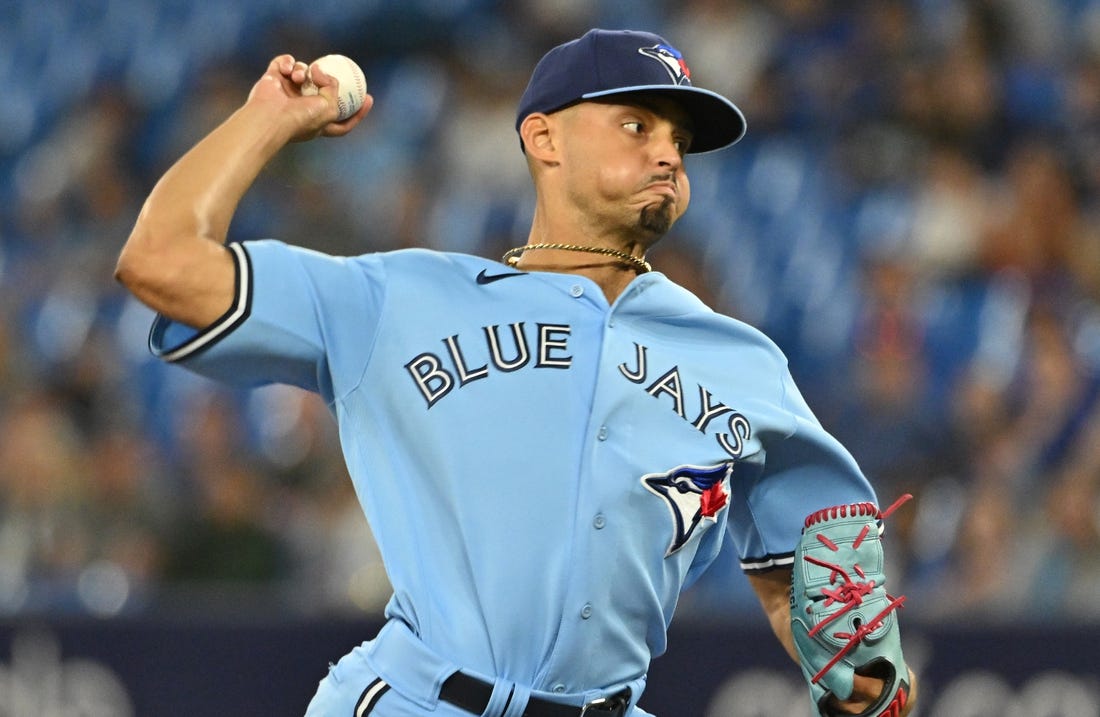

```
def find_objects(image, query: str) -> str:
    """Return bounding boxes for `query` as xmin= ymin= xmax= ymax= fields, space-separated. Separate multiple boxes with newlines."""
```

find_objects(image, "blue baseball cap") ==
xmin=516 ymin=29 xmax=747 ymax=154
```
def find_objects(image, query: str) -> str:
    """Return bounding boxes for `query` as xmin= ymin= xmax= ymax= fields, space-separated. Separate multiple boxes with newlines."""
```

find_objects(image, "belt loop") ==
xmin=624 ymin=675 xmax=646 ymax=713
xmin=501 ymin=682 xmax=531 ymax=717
xmin=480 ymin=678 xmax=516 ymax=717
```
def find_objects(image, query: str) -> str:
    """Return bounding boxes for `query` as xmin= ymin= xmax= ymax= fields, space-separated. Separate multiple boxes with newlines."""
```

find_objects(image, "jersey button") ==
xmin=593 ymin=514 xmax=606 ymax=529
xmin=580 ymin=603 xmax=593 ymax=619
xmin=569 ymin=284 xmax=584 ymax=297
xmin=552 ymin=684 xmax=566 ymax=693
xmin=597 ymin=425 xmax=608 ymax=441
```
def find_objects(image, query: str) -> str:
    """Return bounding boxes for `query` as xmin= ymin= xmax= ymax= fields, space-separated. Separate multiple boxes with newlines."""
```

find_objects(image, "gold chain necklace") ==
xmin=502 ymin=243 xmax=652 ymax=274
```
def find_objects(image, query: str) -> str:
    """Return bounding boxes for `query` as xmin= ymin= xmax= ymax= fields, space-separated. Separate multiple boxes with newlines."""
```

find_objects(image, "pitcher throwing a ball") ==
xmin=117 ymin=30 xmax=917 ymax=716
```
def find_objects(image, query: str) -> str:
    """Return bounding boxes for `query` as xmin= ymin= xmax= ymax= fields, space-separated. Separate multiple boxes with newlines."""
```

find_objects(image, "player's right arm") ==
xmin=115 ymin=54 xmax=373 ymax=329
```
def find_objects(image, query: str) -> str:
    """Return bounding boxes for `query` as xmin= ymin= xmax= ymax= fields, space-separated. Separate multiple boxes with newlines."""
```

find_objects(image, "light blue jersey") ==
xmin=150 ymin=240 xmax=876 ymax=716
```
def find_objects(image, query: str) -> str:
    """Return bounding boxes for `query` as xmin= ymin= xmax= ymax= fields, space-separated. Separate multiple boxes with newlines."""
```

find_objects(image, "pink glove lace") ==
xmin=802 ymin=494 xmax=912 ymax=685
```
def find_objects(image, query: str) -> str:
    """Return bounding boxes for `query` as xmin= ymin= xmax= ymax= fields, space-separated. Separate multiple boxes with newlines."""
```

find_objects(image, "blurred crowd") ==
xmin=2 ymin=0 xmax=1100 ymax=625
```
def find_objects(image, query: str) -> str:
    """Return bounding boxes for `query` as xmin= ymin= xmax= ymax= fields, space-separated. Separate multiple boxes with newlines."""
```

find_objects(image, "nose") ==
xmin=652 ymin=127 xmax=684 ymax=171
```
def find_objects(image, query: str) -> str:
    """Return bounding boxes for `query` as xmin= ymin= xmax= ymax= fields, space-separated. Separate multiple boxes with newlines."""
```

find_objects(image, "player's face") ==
xmin=558 ymin=95 xmax=693 ymax=240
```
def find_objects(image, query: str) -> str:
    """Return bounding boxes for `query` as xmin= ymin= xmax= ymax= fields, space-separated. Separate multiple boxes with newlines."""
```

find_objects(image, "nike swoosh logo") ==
xmin=476 ymin=269 xmax=526 ymax=284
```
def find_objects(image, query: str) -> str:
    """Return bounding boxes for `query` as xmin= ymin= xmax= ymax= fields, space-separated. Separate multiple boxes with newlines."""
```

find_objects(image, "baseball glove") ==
xmin=790 ymin=495 xmax=912 ymax=717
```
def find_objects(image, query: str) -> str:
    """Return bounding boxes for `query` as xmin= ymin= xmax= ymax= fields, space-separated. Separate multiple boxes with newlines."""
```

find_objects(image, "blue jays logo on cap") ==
xmin=638 ymin=44 xmax=691 ymax=86
xmin=515 ymin=28 xmax=747 ymax=154
xmin=643 ymin=462 xmax=732 ymax=556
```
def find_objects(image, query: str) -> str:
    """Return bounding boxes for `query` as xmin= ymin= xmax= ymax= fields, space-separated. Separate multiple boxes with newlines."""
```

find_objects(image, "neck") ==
xmin=505 ymin=242 xmax=651 ymax=305
xmin=504 ymin=243 xmax=651 ymax=274
xmin=511 ymin=208 xmax=656 ymax=303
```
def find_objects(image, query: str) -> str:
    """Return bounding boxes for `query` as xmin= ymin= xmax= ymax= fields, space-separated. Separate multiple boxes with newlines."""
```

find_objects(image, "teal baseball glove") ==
xmin=790 ymin=496 xmax=912 ymax=717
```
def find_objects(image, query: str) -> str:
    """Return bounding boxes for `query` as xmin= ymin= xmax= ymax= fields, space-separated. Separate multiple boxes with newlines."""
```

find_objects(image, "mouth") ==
xmin=643 ymin=174 xmax=680 ymax=201
xmin=646 ymin=181 xmax=678 ymax=199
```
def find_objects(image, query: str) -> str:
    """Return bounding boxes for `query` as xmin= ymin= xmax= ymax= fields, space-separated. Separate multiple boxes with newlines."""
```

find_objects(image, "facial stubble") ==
xmin=639 ymin=196 xmax=675 ymax=237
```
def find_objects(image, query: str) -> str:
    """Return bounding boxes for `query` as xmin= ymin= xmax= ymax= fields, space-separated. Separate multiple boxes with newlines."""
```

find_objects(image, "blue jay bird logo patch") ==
xmin=638 ymin=43 xmax=693 ymax=85
xmin=643 ymin=462 xmax=732 ymax=556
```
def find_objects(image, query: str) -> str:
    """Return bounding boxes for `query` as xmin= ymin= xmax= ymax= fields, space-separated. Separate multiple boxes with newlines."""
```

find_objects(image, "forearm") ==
xmin=141 ymin=103 xmax=294 ymax=248
xmin=116 ymin=101 xmax=295 ymax=327
xmin=747 ymin=569 xmax=798 ymax=662
xmin=115 ymin=52 xmax=371 ymax=329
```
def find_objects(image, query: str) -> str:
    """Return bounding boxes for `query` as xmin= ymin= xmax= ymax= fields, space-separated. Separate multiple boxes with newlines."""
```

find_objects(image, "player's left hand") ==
xmin=830 ymin=669 xmax=917 ymax=715
xmin=790 ymin=497 xmax=915 ymax=717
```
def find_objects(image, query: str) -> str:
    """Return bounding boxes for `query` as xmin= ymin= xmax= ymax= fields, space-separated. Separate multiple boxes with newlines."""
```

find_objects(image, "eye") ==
xmin=672 ymin=126 xmax=694 ymax=154
xmin=623 ymin=121 xmax=645 ymax=135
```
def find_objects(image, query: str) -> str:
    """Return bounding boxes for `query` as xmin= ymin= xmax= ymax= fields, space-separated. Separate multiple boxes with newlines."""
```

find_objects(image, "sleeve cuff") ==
xmin=740 ymin=552 xmax=795 ymax=573
xmin=148 ymin=242 xmax=253 ymax=363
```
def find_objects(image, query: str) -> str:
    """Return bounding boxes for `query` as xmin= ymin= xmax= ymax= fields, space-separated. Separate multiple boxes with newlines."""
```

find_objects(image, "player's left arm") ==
xmin=747 ymin=569 xmax=799 ymax=662
xmin=748 ymin=569 xmax=917 ymax=716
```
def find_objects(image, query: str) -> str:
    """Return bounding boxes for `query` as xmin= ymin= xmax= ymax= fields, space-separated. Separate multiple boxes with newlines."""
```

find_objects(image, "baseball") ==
xmin=301 ymin=54 xmax=368 ymax=121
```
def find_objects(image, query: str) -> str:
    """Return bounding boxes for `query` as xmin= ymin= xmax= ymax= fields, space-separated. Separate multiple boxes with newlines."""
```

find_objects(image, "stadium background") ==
xmin=0 ymin=0 xmax=1098 ymax=714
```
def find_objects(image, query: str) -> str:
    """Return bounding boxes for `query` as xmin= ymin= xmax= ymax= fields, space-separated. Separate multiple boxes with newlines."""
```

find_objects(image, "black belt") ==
xmin=439 ymin=671 xmax=632 ymax=717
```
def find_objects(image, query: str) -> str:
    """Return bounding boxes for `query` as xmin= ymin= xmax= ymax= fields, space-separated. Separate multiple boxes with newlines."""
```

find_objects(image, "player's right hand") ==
xmin=247 ymin=54 xmax=373 ymax=142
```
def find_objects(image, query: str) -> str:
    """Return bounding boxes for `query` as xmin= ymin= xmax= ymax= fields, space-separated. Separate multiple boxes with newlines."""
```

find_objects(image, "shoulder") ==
xmin=373 ymin=248 xmax=495 ymax=272
xmin=641 ymin=273 xmax=790 ymax=366
xmin=243 ymin=242 xmax=498 ymax=284
xmin=362 ymin=248 xmax=507 ymax=285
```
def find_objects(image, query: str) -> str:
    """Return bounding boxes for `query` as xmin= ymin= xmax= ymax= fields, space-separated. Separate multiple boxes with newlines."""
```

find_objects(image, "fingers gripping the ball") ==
xmin=247 ymin=54 xmax=371 ymax=141
xmin=301 ymin=54 xmax=369 ymax=122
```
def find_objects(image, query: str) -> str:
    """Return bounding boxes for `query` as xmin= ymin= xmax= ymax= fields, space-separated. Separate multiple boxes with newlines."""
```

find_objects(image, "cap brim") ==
xmin=581 ymin=85 xmax=747 ymax=154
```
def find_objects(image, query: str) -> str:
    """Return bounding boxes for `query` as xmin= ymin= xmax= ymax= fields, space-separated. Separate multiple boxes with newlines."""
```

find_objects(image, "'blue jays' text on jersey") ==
xmin=150 ymin=240 xmax=876 ymax=696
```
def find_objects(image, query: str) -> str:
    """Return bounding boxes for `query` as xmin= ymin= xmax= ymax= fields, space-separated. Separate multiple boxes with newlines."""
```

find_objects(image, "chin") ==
xmin=639 ymin=200 xmax=675 ymax=236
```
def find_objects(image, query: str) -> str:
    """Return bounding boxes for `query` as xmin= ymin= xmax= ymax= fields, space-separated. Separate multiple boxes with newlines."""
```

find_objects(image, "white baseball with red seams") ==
xmin=301 ymin=54 xmax=367 ymax=121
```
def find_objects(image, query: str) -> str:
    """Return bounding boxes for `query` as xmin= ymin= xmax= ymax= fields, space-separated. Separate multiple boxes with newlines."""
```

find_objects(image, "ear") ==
xmin=519 ymin=113 xmax=558 ymax=163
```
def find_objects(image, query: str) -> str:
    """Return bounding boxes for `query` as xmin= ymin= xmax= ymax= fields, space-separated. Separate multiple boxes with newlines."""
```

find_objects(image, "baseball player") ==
xmin=117 ymin=29 xmax=916 ymax=717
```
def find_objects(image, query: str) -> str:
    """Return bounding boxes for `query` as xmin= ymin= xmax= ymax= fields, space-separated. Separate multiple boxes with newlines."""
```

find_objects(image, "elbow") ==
xmin=114 ymin=235 xmax=156 ymax=295
xmin=116 ymin=203 xmax=196 ymax=294
xmin=113 ymin=226 xmax=234 ymax=328
xmin=114 ymin=225 xmax=183 ymax=307
xmin=113 ymin=244 xmax=138 ymax=289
